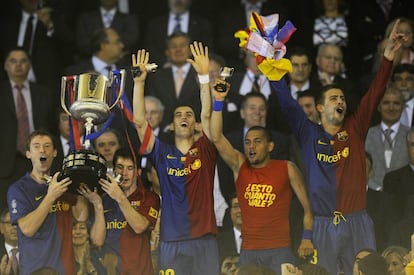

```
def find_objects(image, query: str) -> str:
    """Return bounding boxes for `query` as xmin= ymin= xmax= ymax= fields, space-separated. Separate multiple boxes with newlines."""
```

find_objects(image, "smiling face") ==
xmin=171 ymin=106 xmax=196 ymax=138
xmin=240 ymin=96 xmax=267 ymax=128
xmin=378 ymin=90 xmax=404 ymax=126
xmin=72 ymin=221 xmax=89 ymax=246
xmin=244 ymin=128 xmax=273 ymax=167
xmin=26 ymin=134 xmax=57 ymax=175
xmin=316 ymin=44 xmax=342 ymax=76
xmin=317 ymin=88 xmax=347 ymax=126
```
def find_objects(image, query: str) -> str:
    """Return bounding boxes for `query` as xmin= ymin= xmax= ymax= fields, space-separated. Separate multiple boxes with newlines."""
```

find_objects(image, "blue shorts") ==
xmin=239 ymin=247 xmax=295 ymax=274
xmin=158 ymin=234 xmax=219 ymax=275
xmin=313 ymin=211 xmax=376 ymax=275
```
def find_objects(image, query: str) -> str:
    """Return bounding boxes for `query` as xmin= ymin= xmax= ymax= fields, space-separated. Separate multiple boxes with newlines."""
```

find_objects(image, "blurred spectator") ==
xmin=353 ymin=248 xmax=376 ymax=275
xmin=286 ymin=47 xmax=317 ymax=100
xmin=382 ymin=245 xmax=409 ymax=275
xmin=373 ymin=17 xmax=414 ymax=73
xmin=393 ymin=64 xmax=414 ymax=127
xmin=0 ymin=48 xmax=55 ymax=210
xmin=311 ymin=43 xmax=359 ymax=114
xmin=72 ymin=221 xmax=106 ymax=275
xmin=217 ymin=194 xmax=242 ymax=260
xmin=357 ymin=252 xmax=389 ymax=275
xmin=297 ymin=90 xmax=320 ymax=124
xmin=383 ymin=128 xmax=414 ymax=250
xmin=75 ymin=0 xmax=139 ymax=58
xmin=220 ymin=254 xmax=239 ymax=275
xmin=0 ymin=209 xmax=18 ymax=275
xmin=92 ymin=128 xmax=122 ymax=176
xmin=144 ymin=0 xmax=213 ymax=66
xmin=347 ymin=0 xmax=414 ymax=77
xmin=312 ymin=0 xmax=349 ymax=47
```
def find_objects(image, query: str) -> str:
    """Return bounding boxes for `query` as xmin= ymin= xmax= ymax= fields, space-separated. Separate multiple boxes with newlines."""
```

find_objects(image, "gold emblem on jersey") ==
xmin=337 ymin=130 xmax=348 ymax=141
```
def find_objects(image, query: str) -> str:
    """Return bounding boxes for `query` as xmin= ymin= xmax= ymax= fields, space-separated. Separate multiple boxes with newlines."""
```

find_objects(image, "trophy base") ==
xmin=59 ymin=150 xmax=107 ymax=194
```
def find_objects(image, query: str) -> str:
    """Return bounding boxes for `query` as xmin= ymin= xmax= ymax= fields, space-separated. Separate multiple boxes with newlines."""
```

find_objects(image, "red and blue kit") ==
xmin=270 ymin=58 xmax=393 ymax=274
xmin=236 ymin=160 xmax=291 ymax=249
xmin=102 ymin=187 xmax=160 ymax=275
xmin=8 ymin=173 xmax=77 ymax=275
xmin=149 ymin=133 xmax=218 ymax=241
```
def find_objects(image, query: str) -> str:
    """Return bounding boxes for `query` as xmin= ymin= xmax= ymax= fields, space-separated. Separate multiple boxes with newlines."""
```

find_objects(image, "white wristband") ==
xmin=198 ymin=74 xmax=210 ymax=84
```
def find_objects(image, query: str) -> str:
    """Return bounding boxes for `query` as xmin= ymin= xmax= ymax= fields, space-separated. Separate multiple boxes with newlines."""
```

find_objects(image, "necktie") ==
xmin=175 ymin=67 xmax=184 ymax=97
xmin=251 ymin=75 xmax=261 ymax=93
xmin=105 ymin=65 xmax=112 ymax=77
xmin=103 ymin=11 xmax=112 ymax=28
xmin=23 ymin=14 xmax=34 ymax=54
xmin=173 ymin=15 xmax=182 ymax=33
xmin=383 ymin=128 xmax=394 ymax=149
xmin=15 ymin=85 xmax=30 ymax=155
xmin=10 ymin=247 xmax=18 ymax=274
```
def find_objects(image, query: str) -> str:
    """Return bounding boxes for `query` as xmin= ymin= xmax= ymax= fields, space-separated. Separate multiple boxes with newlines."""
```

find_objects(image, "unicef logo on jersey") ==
xmin=167 ymin=159 xmax=202 ymax=177
xmin=317 ymin=146 xmax=350 ymax=163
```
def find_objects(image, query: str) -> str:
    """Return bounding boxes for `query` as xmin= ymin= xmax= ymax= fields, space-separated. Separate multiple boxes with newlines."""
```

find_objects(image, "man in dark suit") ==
xmin=76 ymin=0 xmax=140 ymax=58
xmin=145 ymin=32 xmax=202 ymax=130
xmin=0 ymin=0 xmax=74 ymax=91
xmin=0 ymin=209 xmax=18 ymax=275
xmin=217 ymin=194 xmax=241 ymax=261
xmin=143 ymin=0 xmax=213 ymax=66
xmin=0 ymin=47 xmax=55 ymax=210
xmin=382 ymin=128 xmax=414 ymax=249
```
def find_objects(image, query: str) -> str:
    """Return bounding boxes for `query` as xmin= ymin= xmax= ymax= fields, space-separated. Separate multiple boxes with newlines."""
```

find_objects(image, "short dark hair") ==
xmin=112 ymin=147 xmax=136 ymax=168
xmin=246 ymin=126 xmax=273 ymax=142
xmin=209 ymin=53 xmax=226 ymax=67
xmin=0 ymin=208 xmax=9 ymax=222
xmin=287 ymin=46 xmax=311 ymax=60
xmin=392 ymin=63 xmax=414 ymax=80
xmin=4 ymin=46 xmax=30 ymax=62
xmin=26 ymin=129 xmax=56 ymax=151
xmin=297 ymin=90 xmax=316 ymax=101
xmin=316 ymin=83 xmax=344 ymax=105
xmin=90 ymin=28 xmax=110 ymax=54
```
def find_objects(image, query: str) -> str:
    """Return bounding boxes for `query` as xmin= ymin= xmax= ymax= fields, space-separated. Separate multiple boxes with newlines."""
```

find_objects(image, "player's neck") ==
xmin=175 ymin=136 xmax=194 ymax=155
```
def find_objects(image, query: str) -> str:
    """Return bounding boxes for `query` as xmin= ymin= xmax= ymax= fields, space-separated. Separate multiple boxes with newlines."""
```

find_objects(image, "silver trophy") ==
xmin=214 ymin=67 xmax=234 ymax=92
xmin=59 ymin=70 xmax=126 ymax=193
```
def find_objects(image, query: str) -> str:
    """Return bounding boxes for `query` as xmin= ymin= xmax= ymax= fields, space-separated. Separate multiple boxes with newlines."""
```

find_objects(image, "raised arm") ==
xmin=187 ymin=42 xmax=212 ymax=139
xmin=132 ymin=50 xmax=156 ymax=154
xmin=287 ymin=161 xmax=314 ymax=259
xmin=210 ymin=81 xmax=246 ymax=177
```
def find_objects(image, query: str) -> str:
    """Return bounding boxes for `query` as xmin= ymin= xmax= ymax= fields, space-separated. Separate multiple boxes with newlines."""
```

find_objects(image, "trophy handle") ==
xmin=60 ymin=75 xmax=73 ymax=116
xmin=108 ymin=69 xmax=126 ymax=110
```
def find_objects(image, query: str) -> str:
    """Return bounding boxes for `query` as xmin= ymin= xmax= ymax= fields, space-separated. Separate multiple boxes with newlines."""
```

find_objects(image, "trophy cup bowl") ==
xmin=59 ymin=70 xmax=126 ymax=194
xmin=214 ymin=67 xmax=234 ymax=92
